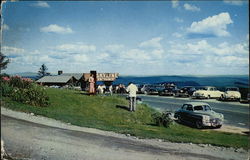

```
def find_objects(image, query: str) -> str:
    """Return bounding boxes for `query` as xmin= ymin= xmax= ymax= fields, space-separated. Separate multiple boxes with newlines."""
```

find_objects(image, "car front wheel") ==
xmin=195 ymin=120 xmax=203 ymax=129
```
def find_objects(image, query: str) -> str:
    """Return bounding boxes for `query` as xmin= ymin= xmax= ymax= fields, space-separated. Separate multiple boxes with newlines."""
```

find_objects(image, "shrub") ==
xmin=0 ymin=81 xmax=13 ymax=97
xmin=1 ymin=76 xmax=49 ymax=107
xmin=9 ymin=76 xmax=33 ymax=89
xmin=152 ymin=111 xmax=174 ymax=128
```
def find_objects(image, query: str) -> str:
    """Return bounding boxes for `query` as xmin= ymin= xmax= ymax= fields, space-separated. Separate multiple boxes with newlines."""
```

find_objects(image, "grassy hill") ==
xmin=2 ymin=88 xmax=249 ymax=149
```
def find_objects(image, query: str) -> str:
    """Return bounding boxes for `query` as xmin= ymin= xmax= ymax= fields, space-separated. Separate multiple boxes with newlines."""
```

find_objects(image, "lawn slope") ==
xmin=2 ymin=88 xmax=249 ymax=149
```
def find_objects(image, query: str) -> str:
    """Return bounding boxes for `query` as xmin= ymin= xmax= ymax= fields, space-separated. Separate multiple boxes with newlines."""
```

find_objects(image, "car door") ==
xmin=182 ymin=105 xmax=194 ymax=122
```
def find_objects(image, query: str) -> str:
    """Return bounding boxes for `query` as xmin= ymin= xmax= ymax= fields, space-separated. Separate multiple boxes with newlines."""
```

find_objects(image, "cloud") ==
xmin=32 ymin=1 xmax=50 ymax=8
xmin=54 ymin=43 xmax=96 ymax=53
xmin=174 ymin=17 xmax=184 ymax=23
xmin=172 ymin=32 xmax=182 ymax=38
xmin=2 ymin=24 xmax=10 ymax=31
xmin=1 ymin=46 xmax=25 ymax=56
xmin=40 ymin=24 xmax=73 ymax=34
xmin=104 ymin=44 xmax=124 ymax=53
xmin=171 ymin=0 xmax=179 ymax=8
xmin=139 ymin=37 xmax=163 ymax=48
xmin=183 ymin=3 xmax=200 ymax=12
xmin=223 ymin=0 xmax=244 ymax=6
xmin=187 ymin=12 xmax=233 ymax=37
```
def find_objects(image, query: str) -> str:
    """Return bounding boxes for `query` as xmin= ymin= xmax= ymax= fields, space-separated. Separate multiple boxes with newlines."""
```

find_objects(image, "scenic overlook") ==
xmin=1 ymin=1 xmax=249 ymax=160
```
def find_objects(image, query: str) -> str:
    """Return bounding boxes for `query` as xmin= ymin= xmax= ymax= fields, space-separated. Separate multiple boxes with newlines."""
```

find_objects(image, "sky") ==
xmin=1 ymin=0 xmax=249 ymax=76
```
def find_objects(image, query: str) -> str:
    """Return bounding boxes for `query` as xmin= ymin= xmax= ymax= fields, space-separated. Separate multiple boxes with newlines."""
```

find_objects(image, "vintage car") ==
xmin=192 ymin=86 xmax=224 ymax=99
xmin=220 ymin=87 xmax=241 ymax=101
xmin=174 ymin=102 xmax=224 ymax=129
xmin=141 ymin=84 xmax=164 ymax=95
xmin=175 ymin=86 xmax=196 ymax=97
xmin=159 ymin=85 xmax=179 ymax=96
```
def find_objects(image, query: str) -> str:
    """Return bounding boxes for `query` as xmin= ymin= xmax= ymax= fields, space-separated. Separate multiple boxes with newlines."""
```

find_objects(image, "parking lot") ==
xmin=139 ymin=94 xmax=249 ymax=129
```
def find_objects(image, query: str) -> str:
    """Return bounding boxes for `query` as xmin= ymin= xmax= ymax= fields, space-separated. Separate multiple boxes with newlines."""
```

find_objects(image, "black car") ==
xmin=159 ymin=86 xmax=179 ymax=96
xmin=175 ymin=86 xmax=196 ymax=97
xmin=146 ymin=85 xmax=165 ymax=95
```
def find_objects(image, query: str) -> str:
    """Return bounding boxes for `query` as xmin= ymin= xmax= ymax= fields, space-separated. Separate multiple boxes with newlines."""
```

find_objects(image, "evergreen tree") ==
xmin=38 ymin=64 xmax=50 ymax=78
xmin=0 ymin=52 xmax=10 ymax=71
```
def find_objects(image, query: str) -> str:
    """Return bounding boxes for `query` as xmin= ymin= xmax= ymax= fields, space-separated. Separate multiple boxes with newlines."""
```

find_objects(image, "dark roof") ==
xmin=60 ymin=73 xmax=83 ymax=80
xmin=36 ymin=76 xmax=76 ymax=83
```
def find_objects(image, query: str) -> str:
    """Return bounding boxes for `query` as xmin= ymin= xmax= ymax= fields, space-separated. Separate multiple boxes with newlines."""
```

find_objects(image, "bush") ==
xmin=152 ymin=111 xmax=174 ymax=128
xmin=0 ymin=81 xmax=14 ymax=97
xmin=1 ymin=76 xmax=49 ymax=107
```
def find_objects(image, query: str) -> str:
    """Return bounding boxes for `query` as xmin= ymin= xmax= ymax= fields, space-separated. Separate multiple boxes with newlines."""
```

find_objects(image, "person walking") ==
xmin=126 ymin=82 xmax=138 ymax=112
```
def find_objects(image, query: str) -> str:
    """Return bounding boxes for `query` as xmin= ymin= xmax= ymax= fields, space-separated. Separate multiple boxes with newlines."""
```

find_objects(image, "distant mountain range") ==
xmin=7 ymin=72 xmax=249 ymax=88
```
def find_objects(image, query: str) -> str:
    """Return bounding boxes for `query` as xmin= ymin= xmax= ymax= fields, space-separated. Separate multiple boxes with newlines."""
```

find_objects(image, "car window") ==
xmin=182 ymin=104 xmax=188 ymax=110
xmin=186 ymin=105 xmax=193 ymax=111
xmin=194 ymin=105 xmax=203 ymax=111
xmin=204 ymin=105 xmax=211 ymax=111
xmin=209 ymin=88 xmax=213 ymax=91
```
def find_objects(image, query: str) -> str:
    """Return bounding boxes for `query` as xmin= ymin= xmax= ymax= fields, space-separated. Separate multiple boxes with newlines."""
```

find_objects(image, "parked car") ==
xmin=192 ymin=86 xmax=224 ymax=99
xmin=159 ymin=85 xmax=179 ymax=96
xmin=146 ymin=85 xmax=165 ymax=95
xmin=174 ymin=102 xmax=224 ymax=129
xmin=175 ymin=86 xmax=196 ymax=97
xmin=220 ymin=87 xmax=241 ymax=101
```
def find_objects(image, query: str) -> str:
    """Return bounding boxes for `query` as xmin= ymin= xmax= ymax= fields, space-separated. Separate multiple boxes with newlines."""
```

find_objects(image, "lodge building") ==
xmin=36 ymin=70 xmax=119 ymax=90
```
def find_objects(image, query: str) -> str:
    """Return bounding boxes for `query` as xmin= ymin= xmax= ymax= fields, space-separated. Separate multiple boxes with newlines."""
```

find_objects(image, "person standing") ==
xmin=89 ymin=74 xmax=95 ymax=95
xmin=109 ymin=85 xmax=113 ymax=96
xmin=126 ymin=82 xmax=138 ymax=112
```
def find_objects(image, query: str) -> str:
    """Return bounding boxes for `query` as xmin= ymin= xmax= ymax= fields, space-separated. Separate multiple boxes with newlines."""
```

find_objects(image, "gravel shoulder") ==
xmin=1 ymin=107 xmax=249 ymax=160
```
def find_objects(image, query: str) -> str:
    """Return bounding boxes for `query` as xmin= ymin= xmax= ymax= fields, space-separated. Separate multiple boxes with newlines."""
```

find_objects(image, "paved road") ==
xmin=1 ymin=114 xmax=248 ymax=160
xmin=138 ymin=95 xmax=249 ymax=129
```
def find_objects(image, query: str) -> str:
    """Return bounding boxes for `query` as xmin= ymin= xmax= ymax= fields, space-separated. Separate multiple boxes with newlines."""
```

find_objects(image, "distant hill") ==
xmin=6 ymin=72 xmax=249 ymax=88
xmin=114 ymin=75 xmax=249 ymax=88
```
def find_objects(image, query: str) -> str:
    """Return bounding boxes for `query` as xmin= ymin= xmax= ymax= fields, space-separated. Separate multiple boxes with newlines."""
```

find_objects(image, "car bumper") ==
xmin=203 ymin=119 xmax=223 ymax=127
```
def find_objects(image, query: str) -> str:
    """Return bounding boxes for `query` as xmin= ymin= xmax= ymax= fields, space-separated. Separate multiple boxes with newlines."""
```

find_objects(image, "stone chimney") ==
xmin=58 ymin=70 xmax=63 ymax=75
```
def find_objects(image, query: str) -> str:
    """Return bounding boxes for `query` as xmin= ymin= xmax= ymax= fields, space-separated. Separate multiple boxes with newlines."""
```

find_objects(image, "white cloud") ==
xmin=174 ymin=17 xmax=184 ymax=23
xmin=54 ymin=43 xmax=96 ymax=53
xmin=32 ymin=1 xmax=50 ymax=8
xmin=2 ymin=24 xmax=9 ymax=31
xmin=72 ymin=54 xmax=89 ymax=63
xmin=104 ymin=44 xmax=124 ymax=53
xmin=40 ymin=24 xmax=73 ymax=34
xmin=183 ymin=3 xmax=200 ymax=12
xmin=1 ymin=46 xmax=25 ymax=56
xmin=169 ymin=39 xmax=249 ymax=56
xmin=139 ymin=37 xmax=163 ymax=48
xmin=172 ymin=32 xmax=182 ymax=38
xmin=223 ymin=0 xmax=244 ymax=6
xmin=171 ymin=0 xmax=179 ymax=8
xmin=187 ymin=12 xmax=233 ymax=37
xmin=123 ymin=49 xmax=151 ymax=62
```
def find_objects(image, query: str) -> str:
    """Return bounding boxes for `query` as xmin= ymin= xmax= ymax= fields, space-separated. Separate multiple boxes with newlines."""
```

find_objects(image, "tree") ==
xmin=0 ymin=52 xmax=10 ymax=71
xmin=38 ymin=64 xmax=50 ymax=78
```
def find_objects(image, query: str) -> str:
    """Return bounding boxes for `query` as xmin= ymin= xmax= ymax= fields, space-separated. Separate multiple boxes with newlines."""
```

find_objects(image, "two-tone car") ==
xmin=220 ymin=87 xmax=241 ymax=101
xmin=192 ymin=86 xmax=224 ymax=99
xmin=174 ymin=102 xmax=224 ymax=129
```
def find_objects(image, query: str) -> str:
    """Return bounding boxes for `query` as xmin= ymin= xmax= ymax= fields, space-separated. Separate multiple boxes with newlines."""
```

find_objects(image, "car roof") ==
xmin=184 ymin=102 xmax=209 ymax=106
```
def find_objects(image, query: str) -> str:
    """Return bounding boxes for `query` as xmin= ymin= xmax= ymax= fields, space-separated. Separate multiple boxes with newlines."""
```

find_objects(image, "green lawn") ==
xmin=2 ymin=88 xmax=249 ymax=149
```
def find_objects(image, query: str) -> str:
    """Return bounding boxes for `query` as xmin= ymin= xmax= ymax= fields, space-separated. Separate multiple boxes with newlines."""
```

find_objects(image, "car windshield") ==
xmin=226 ymin=88 xmax=239 ymax=91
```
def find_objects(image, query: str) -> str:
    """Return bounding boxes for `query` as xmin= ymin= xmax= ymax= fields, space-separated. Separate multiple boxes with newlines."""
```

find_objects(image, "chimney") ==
xmin=58 ymin=70 xmax=63 ymax=75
